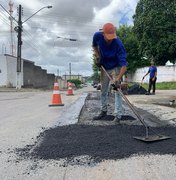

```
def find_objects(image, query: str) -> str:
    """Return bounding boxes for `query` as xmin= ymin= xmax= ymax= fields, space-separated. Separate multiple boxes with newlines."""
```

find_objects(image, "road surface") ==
xmin=0 ymin=87 xmax=175 ymax=180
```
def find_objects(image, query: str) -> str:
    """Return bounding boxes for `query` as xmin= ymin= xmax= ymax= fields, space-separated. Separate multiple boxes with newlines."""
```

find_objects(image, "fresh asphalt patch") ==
xmin=93 ymin=115 xmax=136 ymax=121
xmin=15 ymin=91 xmax=176 ymax=166
xmin=16 ymin=124 xmax=176 ymax=165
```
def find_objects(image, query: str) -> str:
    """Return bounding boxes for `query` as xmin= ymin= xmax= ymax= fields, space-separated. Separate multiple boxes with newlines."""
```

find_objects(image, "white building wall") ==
xmin=129 ymin=65 xmax=176 ymax=83
xmin=0 ymin=55 xmax=7 ymax=86
xmin=6 ymin=56 xmax=17 ymax=87
xmin=158 ymin=66 xmax=176 ymax=82
xmin=0 ymin=55 xmax=24 ymax=87
xmin=58 ymin=79 xmax=67 ymax=89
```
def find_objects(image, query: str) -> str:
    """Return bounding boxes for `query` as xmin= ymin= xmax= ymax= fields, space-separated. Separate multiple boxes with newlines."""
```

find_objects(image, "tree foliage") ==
xmin=117 ymin=25 xmax=142 ymax=73
xmin=70 ymin=79 xmax=81 ymax=88
xmin=133 ymin=0 xmax=176 ymax=65
xmin=91 ymin=54 xmax=100 ymax=83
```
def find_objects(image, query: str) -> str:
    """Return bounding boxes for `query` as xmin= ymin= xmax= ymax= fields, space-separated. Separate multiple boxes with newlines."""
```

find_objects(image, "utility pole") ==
xmin=16 ymin=4 xmax=22 ymax=89
xmin=57 ymin=69 xmax=59 ymax=77
xmin=15 ymin=5 xmax=52 ymax=89
xmin=69 ymin=63 xmax=71 ymax=80
xmin=17 ymin=4 xmax=22 ymax=72
xmin=0 ymin=3 xmax=52 ymax=89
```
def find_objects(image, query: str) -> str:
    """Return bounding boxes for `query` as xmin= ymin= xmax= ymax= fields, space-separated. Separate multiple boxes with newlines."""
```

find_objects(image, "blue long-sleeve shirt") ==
xmin=92 ymin=32 xmax=127 ymax=70
xmin=148 ymin=66 xmax=157 ymax=78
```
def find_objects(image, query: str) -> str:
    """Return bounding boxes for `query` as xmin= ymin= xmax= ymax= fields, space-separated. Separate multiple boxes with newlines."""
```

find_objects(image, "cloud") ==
xmin=0 ymin=0 xmax=139 ymax=76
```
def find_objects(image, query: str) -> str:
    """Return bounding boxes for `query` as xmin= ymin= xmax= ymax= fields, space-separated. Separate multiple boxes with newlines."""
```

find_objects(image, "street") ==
xmin=0 ymin=86 xmax=176 ymax=180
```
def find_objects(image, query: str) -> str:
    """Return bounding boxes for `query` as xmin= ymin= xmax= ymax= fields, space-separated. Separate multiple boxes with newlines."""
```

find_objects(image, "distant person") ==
xmin=92 ymin=22 xmax=127 ymax=123
xmin=143 ymin=60 xmax=157 ymax=95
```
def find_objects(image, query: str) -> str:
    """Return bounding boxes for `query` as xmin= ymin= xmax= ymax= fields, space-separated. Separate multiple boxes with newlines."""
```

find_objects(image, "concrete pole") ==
xmin=16 ymin=4 xmax=22 ymax=89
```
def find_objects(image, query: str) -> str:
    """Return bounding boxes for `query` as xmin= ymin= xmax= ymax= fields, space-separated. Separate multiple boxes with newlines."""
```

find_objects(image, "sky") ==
xmin=0 ymin=0 xmax=139 ymax=77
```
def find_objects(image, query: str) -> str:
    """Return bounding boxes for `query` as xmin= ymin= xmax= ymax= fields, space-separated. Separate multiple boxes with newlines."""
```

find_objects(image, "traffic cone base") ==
xmin=49 ymin=94 xmax=64 ymax=106
xmin=67 ymin=83 xmax=74 ymax=96
xmin=66 ymin=89 xmax=74 ymax=96
xmin=49 ymin=104 xmax=64 ymax=106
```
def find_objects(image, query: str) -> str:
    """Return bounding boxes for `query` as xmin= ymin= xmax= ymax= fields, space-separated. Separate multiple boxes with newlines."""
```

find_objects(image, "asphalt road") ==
xmin=0 ymin=86 xmax=176 ymax=180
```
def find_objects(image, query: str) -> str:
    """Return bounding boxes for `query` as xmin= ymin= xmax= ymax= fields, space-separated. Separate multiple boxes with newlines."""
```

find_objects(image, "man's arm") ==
xmin=143 ymin=71 xmax=149 ymax=80
xmin=92 ymin=32 xmax=101 ymax=64
xmin=114 ymin=39 xmax=127 ymax=81
xmin=92 ymin=46 xmax=100 ymax=60
xmin=116 ymin=66 xmax=127 ymax=81
xmin=92 ymin=46 xmax=102 ymax=67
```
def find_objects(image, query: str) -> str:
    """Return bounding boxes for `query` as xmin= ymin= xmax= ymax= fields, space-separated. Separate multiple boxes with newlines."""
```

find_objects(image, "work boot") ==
xmin=93 ymin=111 xmax=107 ymax=120
xmin=145 ymin=92 xmax=151 ymax=95
xmin=113 ymin=116 xmax=121 ymax=124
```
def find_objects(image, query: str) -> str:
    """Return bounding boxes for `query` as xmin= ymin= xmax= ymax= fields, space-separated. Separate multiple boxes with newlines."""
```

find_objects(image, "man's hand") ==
xmin=115 ymin=80 xmax=121 ymax=88
xmin=111 ymin=80 xmax=121 ymax=90
xmin=111 ymin=84 xmax=117 ymax=90
xmin=152 ymin=77 xmax=155 ymax=81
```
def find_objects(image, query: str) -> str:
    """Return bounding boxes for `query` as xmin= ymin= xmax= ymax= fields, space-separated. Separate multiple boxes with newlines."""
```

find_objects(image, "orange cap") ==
xmin=103 ymin=23 xmax=117 ymax=40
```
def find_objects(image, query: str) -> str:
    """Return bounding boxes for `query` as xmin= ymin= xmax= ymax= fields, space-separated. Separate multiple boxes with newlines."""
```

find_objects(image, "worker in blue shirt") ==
xmin=92 ymin=23 xmax=128 ymax=123
xmin=143 ymin=60 xmax=157 ymax=95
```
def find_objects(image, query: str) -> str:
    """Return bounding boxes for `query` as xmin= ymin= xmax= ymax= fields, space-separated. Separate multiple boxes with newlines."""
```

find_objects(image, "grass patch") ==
xmin=156 ymin=82 xmax=176 ymax=90
xmin=128 ymin=82 xmax=176 ymax=90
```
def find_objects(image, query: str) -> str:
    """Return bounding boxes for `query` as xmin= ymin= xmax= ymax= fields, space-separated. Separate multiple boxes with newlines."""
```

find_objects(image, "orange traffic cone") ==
xmin=49 ymin=79 xmax=64 ymax=106
xmin=66 ymin=81 xmax=74 ymax=96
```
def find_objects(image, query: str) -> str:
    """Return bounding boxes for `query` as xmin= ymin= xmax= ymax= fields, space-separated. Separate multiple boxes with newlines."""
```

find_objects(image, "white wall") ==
xmin=0 ymin=55 xmax=7 ymax=86
xmin=129 ymin=65 xmax=176 ymax=83
xmin=0 ymin=54 xmax=24 ymax=87
xmin=6 ymin=56 xmax=17 ymax=87
xmin=158 ymin=66 xmax=176 ymax=82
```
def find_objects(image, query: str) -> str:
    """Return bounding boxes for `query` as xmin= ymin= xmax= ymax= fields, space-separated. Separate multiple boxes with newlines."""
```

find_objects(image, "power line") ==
xmin=0 ymin=7 xmax=42 ymax=55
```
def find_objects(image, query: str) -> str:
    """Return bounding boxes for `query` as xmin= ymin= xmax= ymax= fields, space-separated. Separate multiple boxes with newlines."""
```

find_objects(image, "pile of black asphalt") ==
xmin=16 ymin=91 xmax=176 ymax=166
xmin=127 ymin=83 xmax=147 ymax=95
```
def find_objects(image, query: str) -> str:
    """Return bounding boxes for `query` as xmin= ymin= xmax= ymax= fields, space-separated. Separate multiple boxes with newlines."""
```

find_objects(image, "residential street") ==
xmin=0 ymin=86 xmax=176 ymax=180
xmin=1 ymin=0 xmax=175 ymax=179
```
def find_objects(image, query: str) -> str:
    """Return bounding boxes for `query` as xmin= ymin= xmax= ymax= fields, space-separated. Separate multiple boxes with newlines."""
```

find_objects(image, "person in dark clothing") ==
xmin=143 ymin=61 xmax=157 ymax=95
xmin=92 ymin=23 xmax=128 ymax=123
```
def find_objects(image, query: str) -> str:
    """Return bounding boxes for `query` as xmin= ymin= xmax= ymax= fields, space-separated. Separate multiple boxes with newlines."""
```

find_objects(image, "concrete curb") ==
xmin=56 ymin=93 xmax=88 ymax=126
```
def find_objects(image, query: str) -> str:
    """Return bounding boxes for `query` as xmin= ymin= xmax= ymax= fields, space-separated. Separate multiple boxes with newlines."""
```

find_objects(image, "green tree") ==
xmin=117 ymin=25 xmax=143 ymax=73
xmin=133 ymin=0 xmax=176 ymax=65
xmin=91 ymin=52 xmax=100 ymax=83
xmin=70 ymin=79 xmax=81 ymax=88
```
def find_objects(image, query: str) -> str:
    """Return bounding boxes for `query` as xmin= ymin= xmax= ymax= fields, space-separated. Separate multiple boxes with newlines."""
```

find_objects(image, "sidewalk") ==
xmin=127 ymin=90 xmax=176 ymax=125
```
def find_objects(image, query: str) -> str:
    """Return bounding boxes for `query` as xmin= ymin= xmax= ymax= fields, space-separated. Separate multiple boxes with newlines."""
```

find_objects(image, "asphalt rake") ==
xmin=101 ymin=65 xmax=171 ymax=142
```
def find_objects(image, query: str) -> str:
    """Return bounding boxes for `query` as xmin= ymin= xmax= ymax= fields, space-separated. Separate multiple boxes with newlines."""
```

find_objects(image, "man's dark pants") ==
xmin=148 ymin=77 xmax=157 ymax=93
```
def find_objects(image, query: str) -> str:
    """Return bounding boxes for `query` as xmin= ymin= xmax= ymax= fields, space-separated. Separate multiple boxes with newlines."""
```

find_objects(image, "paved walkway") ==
xmin=127 ymin=90 xmax=176 ymax=125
